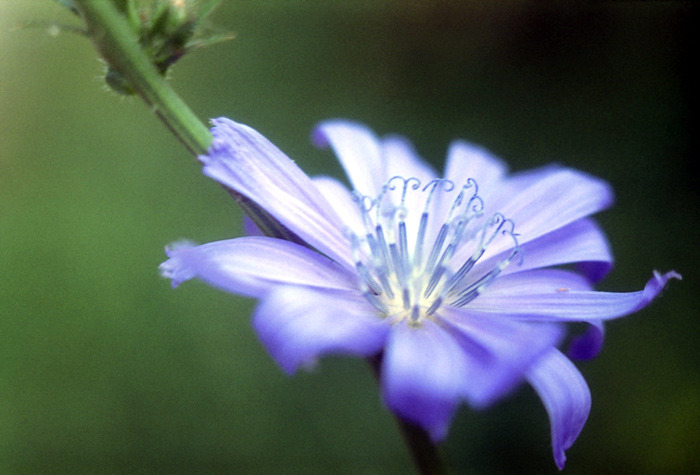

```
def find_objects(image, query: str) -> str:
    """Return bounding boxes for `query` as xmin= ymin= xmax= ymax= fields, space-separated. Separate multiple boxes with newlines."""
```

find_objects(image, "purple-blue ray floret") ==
xmin=161 ymin=117 xmax=680 ymax=469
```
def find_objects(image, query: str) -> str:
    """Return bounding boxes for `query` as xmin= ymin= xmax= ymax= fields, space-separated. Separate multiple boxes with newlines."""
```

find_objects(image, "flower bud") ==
xmin=63 ymin=0 xmax=233 ymax=95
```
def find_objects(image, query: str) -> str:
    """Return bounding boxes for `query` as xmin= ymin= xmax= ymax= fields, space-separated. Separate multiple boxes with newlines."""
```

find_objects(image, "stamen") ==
xmin=365 ymin=233 xmax=394 ymax=299
xmin=402 ymin=288 xmax=411 ymax=310
xmin=351 ymin=192 xmax=375 ymax=233
xmin=365 ymin=232 xmax=394 ymax=298
xmin=389 ymin=242 xmax=406 ymax=288
xmin=450 ymin=225 xmax=521 ymax=307
xmin=451 ymin=258 xmax=508 ymax=307
xmin=414 ymin=179 xmax=454 ymax=267
xmin=388 ymin=176 xmax=421 ymax=207
xmin=363 ymin=290 xmax=389 ymax=314
xmin=398 ymin=221 xmax=409 ymax=278
xmin=414 ymin=213 xmax=429 ymax=268
xmin=423 ymin=179 xmax=456 ymax=208
xmin=347 ymin=231 xmax=383 ymax=295
xmin=423 ymin=190 xmax=483 ymax=299
xmin=348 ymin=174 xmax=520 ymax=325
xmin=374 ymin=225 xmax=393 ymax=277
xmin=424 ymin=223 xmax=449 ymax=276
xmin=422 ymin=214 xmax=468 ymax=298
xmin=356 ymin=261 xmax=382 ymax=295
xmin=425 ymin=296 xmax=443 ymax=316
xmin=443 ymin=213 xmax=512 ymax=294
xmin=448 ymin=179 xmax=481 ymax=222
xmin=410 ymin=304 xmax=421 ymax=323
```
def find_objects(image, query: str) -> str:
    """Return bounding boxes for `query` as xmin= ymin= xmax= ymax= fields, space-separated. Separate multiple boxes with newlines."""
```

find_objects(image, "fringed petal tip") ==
xmin=633 ymin=269 xmax=682 ymax=312
xmin=651 ymin=269 xmax=682 ymax=290
xmin=198 ymin=117 xmax=235 ymax=164
xmin=159 ymin=240 xmax=198 ymax=288
xmin=566 ymin=270 xmax=679 ymax=361
xmin=201 ymin=117 xmax=267 ymax=167
xmin=209 ymin=117 xmax=246 ymax=138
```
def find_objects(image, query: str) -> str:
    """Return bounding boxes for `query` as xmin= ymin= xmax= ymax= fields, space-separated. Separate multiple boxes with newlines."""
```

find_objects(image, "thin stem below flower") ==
xmin=369 ymin=355 xmax=452 ymax=475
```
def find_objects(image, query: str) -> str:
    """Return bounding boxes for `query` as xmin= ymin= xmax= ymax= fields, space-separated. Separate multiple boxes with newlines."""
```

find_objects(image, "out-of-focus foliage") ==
xmin=1 ymin=1 xmax=697 ymax=474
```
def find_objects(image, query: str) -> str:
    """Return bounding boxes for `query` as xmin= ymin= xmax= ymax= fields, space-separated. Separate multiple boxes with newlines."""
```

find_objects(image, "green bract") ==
xmin=58 ymin=0 xmax=233 ymax=94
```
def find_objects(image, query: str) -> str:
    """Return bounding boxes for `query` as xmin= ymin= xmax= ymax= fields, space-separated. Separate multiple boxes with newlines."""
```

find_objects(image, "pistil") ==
xmin=348 ymin=175 xmax=520 ymax=324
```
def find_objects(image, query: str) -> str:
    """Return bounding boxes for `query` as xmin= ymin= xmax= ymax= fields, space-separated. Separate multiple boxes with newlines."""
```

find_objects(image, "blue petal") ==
xmin=160 ymin=236 xmax=357 ymax=297
xmin=381 ymin=320 xmax=468 ymax=442
xmin=311 ymin=176 xmax=366 ymax=235
xmin=526 ymin=349 xmax=591 ymax=470
xmin=202 ymin=118 xmax=354 ymax=269
xmin=242 ymin=216 xmax=264 ymax=236
xmin=484 ymin=167 xmax=614 ymax=259
xmin=480 ymin=272 xmax=606 ymax=361
xmin=469 ymin=270 xmax=681 ymax=322
xmin=498 ymin=218 xmax=613 ymax=283
xmin=382 ymin=135 xmax=438 ymax=186
xmin=567 ymin=320 xmax=605 ymax=360
xmin=312 ymin=120 xmax=385 ymax=196
xmin=439 ymin=306 xmax=564 ymax=408
xmin=443 ymin=140 xmax=508 ymax=195
xmin=159 ymin=240 xmax=198 ymax=287
xmin=253 ymin=286 xmax=389 ymax=374
xmin=484 ymin=269 xmax=593 ymax=295
xmin=431 ymin=141 xmax=506 ymax=251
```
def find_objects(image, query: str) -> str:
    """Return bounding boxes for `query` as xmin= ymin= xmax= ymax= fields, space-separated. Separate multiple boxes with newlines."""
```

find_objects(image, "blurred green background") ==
xmin=1 ymin=1 xmax=697 ymax=474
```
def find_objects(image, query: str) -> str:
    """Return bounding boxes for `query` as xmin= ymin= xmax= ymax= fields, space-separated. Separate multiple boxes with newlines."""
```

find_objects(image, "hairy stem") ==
xmin=73 ymin=0 xmax=211 ymax=156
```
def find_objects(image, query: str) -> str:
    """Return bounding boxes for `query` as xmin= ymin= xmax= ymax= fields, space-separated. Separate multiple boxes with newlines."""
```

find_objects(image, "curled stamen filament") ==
xmin=348 ymin=175 xmax=520 ymax=325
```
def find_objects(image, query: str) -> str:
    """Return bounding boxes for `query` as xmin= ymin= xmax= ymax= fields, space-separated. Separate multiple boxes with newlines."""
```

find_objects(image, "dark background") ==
xmin=1 ymin=1 xmax=697 ymax=473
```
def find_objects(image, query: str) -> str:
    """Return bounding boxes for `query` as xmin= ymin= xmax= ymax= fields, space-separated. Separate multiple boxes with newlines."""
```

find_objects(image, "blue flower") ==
xmin=160 ymin=118 xmax=680 ymax=469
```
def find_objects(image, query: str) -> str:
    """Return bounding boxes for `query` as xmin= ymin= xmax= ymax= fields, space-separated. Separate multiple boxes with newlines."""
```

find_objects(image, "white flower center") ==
xmin=348 ymin=176 xmax=521 ymax=326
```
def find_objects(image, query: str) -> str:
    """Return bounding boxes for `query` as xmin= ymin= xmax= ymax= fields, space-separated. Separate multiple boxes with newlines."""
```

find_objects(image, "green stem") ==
xmin=73 ymin=0 xmax=211 ymax=156
xmin=369 ymin=355 xmax=451 ymax=475
xmin=72 ymin=0 xmax=300 ymax=240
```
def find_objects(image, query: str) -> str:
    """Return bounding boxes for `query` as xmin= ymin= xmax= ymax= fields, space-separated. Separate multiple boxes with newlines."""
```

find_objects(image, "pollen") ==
xmin=347 ymin=176 xmax=521 ymax=325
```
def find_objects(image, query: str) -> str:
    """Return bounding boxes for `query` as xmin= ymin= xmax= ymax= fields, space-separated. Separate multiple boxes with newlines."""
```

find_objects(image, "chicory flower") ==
xmin=160 ymin=118 xmax=679 ymax=469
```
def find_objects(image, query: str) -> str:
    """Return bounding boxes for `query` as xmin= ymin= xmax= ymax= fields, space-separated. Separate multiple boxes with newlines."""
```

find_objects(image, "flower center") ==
xmin=348 ymin=176 xmax=521 ymax=325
